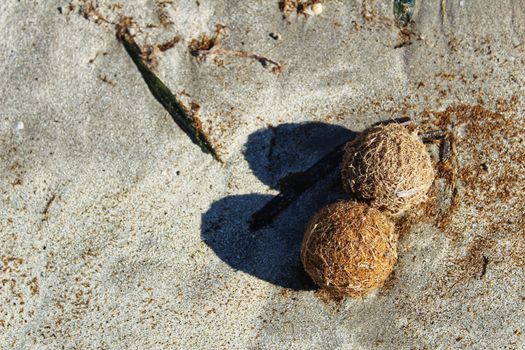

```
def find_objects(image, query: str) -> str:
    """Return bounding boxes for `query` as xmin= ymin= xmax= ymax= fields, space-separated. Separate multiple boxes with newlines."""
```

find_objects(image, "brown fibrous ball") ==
xmin=301 ymin=201 xmax=397 ymax=298
xmin=341 ymin=123 xmax=435 ymax=215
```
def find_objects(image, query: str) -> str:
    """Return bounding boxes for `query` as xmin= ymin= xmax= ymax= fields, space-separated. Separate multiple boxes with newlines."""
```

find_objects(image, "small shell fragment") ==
xmin=311 ymin=3 xmax=323 ymax=15
xmin=395 ymin=188 xmax=420 ymax=198
xmin=15 ymin=121 xmax=24 ymax=130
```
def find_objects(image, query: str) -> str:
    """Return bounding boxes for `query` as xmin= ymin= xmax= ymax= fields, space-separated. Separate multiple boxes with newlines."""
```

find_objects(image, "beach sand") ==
xmin=1 ymin=0 xmax=525 ymax=348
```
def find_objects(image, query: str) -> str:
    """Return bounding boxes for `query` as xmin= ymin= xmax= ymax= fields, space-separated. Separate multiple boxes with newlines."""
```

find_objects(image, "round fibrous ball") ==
xmin=301 ymin=201 xmax=397 ymax=297
xmin=341 ymin=123 xmax=435 ymax=215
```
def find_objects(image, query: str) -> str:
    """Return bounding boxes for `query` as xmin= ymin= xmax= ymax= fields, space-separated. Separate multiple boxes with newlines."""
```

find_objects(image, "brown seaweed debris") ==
xmin=78 ymin=0 xmax=112 ymax=25
xmin=154 ymin=0 xmax=174 ymax=27
xmin=189 ymin=24 xmax=227 ymax=54
xmin=417 ymin=103 xmax=525 ymax=283
xmin=452 ymin=237 xmax=493 ymax=281
xmin=141 ymin=35 xmax=182 ymax=69
xmin=189 ymin=24 xmax=284 ymax=74
xmin=421 ymin=104 xmax=524 ymax=239
xmin=279 ymin=0 xmax=324 ymax=18
xmin=301 ymin=201 xmax=398 ymax=298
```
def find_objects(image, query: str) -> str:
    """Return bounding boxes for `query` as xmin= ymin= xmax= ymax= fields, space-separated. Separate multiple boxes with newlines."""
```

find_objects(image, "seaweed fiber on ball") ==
xmin=341 ymin=123 xmax=435 ymax=215
xmin=301 ymin=201 xmax=397 ymax=298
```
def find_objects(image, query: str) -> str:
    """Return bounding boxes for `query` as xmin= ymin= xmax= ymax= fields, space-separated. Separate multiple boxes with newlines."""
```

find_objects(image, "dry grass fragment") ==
xmin=189 ymin=24 xmax=283 ymax=74
xmin=279 ymin=0 xmax=324 ymax=19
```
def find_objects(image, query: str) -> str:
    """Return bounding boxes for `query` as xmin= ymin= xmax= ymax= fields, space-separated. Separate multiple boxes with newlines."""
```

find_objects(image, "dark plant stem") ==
xmin=394 ymin=0 xmax=416 ymax=26
xmin=249 ymin=140 xmax=349 ymax=231
xmin=117 ymin=26 xmax=220 ymax=162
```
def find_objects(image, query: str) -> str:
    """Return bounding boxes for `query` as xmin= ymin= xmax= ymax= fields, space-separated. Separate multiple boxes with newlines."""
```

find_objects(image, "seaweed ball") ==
xmin=301 ymin=201 xmax=397 ymax=298
xmin=341 ymin=123 xmax=435 ymax=215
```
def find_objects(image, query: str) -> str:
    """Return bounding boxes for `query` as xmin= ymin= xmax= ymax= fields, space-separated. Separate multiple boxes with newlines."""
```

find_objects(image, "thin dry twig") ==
xmin=98 ymin=75 xmax=115 ymax=85
xmin=79 ymin=1 xmax=113 ymax=25
xmin=42 ymin=194 xmax=57 ymax=222
xmin=191 ymin=48 xmax=284 ymax=74
xmin=88 ymin=51 xmax=109 ymax=64
xmin=189 ymin=24 xmax=283 ymax=74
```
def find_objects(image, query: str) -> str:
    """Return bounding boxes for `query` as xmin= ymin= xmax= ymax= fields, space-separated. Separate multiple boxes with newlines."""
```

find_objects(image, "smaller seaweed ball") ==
xmin=301 ymin=201 xmax=397 ymax=298
xmin=341 ymin=123 xmax=435 ymax=215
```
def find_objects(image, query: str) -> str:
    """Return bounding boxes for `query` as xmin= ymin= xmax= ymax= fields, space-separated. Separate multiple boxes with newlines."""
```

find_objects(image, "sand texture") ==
xmin=1 ymin=0 xmax=525 ymax=348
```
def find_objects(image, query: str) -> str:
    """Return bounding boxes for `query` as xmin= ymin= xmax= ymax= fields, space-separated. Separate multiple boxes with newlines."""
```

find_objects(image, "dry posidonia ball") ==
xmin=341 ymin=123 xmax=435 ymax=215
xmin=301 ymin=201 xmax=397 ymax=298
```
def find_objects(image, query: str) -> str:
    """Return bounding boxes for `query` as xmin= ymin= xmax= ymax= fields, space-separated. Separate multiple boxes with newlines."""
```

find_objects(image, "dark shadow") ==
xmin=201 ymin=122 xmax=357 ymax=290
xmin=244 ymin=122 xmax=357 ymax=189
xmin=202 ymin=193 xmax=315 ymax=290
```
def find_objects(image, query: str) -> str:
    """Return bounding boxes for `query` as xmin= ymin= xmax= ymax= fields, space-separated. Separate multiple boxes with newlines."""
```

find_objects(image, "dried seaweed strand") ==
xmin=192 ymin=48 xmax=284 ymax=74
xmin=394 ymin=0 xmax=416 ymax=26
xmin=116 ymin=21 xmax=220 ymax=161
xmin=373 ymin=117 xmax=411 ymax=126
xmin=42 ymin=194 xmax=57 ymax=222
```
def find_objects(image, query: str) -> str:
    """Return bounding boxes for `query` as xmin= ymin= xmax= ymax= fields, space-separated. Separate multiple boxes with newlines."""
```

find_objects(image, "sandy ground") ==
xmin=1 ymin=0 xmax=525 ymax=349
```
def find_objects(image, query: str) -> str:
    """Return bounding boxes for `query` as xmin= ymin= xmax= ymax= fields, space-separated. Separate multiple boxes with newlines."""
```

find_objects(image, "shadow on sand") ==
xmin=201 ymin=122 xmax=356 ymax=290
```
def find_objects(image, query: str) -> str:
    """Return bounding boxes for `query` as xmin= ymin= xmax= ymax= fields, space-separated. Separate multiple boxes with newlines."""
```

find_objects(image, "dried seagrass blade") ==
xmin=249 ymin=140 xmax=349 ymax=231
xmin=394 ymin=0 xmax=416 ymax=26
xmin=373 ymin=117 xmax=411 ymax=126
xmin=116 ymin=25 xmax=220 ymax=162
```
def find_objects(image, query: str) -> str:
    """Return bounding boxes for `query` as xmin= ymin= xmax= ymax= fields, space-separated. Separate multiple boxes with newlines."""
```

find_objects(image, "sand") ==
xmin=1 ymin=0 xmax=525 ymax=348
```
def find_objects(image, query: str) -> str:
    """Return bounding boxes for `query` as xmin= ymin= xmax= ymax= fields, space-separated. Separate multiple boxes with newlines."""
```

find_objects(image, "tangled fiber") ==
xmin=301 ymin=201 xmax=397 ymax=297
xmin=341 ymin=123 xmax=435 ymax=215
